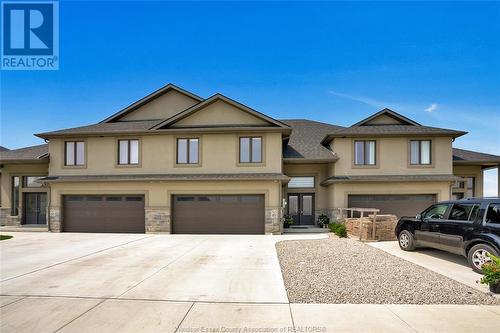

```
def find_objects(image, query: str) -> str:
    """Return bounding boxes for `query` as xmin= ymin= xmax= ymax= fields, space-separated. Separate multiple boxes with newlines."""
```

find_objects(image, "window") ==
xmin=65 ymin=141 xmax=85 ymax=166
xmin=354 ymin=140 xmax=376 ymax=165
xmin=118 ymin=139 xmax=139 ymax=165
xmin=485 ymin=203 xmax=500 ymax=224
xmin=410 ymin=140 xmax=431 ymax=165
xmin=422 ymin=204 xmax=449 ymax=220
xmin=239 ymin=137 xmax=262 ymax=163
xmin=11 ymin=176 xmax=19 ymax=216
xmin=177 ymin=138 xmax=199 ymax=164
xmin=288 ymin=177 xmax=315 ymax=188
xmin=452 ymin=192 xmax=465 ymax=200
xmin=23 ymin=176 xmax=43 ymax=188
xmin=453 ymin=177 xmax=475 ymax=198
xmin=449 ymin=204 xmax=479 ymax=221
xmin=466 ymin=177 xmax=475 ymax=198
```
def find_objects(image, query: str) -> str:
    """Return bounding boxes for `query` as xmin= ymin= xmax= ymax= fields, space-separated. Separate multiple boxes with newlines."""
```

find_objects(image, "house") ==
xmin=1 ymin=84 xmax=499 ymax=234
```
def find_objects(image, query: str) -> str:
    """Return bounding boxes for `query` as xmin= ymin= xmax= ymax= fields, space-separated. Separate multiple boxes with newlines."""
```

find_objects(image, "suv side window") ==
xmin=485 ymin=203 xmax=500 ymax=224
xmin=422 ymin=204 xmax=449 ymax=220
xmin=449 ymin=204 xmax=479 ymax=221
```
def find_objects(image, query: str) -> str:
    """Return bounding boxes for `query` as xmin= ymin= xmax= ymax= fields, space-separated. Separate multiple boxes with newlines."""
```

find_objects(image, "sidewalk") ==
xmin=1 ymin=296 xmax=499 ymax=332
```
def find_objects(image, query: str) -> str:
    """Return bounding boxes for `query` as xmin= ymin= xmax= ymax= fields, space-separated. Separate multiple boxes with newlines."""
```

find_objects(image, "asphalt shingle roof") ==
xmin=38 ymin=173 xmax=290 ymax=183
xmin=320 ymin=174 xmax=463 ymax=186
xmin=323 ymin=125 xmax=467 ymax=141
xmin=453 ymin=148 xmax=500 ymax=164
xmin=280 ymin=119 xmax=343 ymax=161
xmin=36 ymin=120 xmax=163 ymax=138
xmin=0 ymin=144 xmax=48 ymax=162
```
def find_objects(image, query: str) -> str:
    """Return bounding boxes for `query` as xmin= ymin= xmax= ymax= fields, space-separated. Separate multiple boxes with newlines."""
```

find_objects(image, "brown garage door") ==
xmin=172 ymin=195 xmax=265 ymax=234
xmin=348 ymin=194 xmax=437 ymax=218
xmin=63 ymin=195 xmax=145 ymax=233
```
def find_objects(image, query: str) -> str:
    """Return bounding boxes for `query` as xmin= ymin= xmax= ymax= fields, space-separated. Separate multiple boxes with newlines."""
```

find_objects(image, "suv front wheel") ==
xmin=467 ymin=243 xmax=499 ymax=274
xmin=398 ymin=230 xmax=416 ymax=251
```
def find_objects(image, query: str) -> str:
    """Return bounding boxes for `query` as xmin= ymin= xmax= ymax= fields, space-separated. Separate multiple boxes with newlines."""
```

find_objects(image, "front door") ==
xmin=288 ymin=193 xmax=315 ymax=225
xmin=23 ymin=193 xmax=47 ymax=225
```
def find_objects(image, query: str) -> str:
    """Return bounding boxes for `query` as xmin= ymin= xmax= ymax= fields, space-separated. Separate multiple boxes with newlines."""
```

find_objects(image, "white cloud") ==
xmin=424 ymin=103 xmax=438 ymax=113
xmin=328 ymin=90 xmax=399 ymax=109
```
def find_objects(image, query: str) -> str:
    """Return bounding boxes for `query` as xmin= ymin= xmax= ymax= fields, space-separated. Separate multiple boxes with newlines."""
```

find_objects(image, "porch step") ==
xmin=0 ymin=225 xmax=48 ymax=232
xmin=283 ymin=226 xmax=330 ymax=234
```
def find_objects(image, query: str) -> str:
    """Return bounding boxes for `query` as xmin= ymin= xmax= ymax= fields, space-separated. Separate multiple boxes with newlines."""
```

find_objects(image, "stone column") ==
xmin=265 ymin=207 xmax=281 ymax=234
xmin=145 ymin=207 xmax=170 ymax=233
xmin=49 ymin=207 xmax=61 ymax=232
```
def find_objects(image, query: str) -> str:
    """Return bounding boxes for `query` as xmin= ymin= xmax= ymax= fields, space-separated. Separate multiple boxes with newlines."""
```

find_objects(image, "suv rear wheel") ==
xmin=398 ymin=230 xmax=416 ymax=251
xmin=467 ymin=244 xmax=499 ymax=274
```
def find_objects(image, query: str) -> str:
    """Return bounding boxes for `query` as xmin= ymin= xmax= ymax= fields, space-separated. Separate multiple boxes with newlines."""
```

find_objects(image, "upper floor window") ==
xmin=239 ymin=137 xmax=262 ymax=163
xmin=354 ymin=140 xmax=376 ymax=165
xmin=65 ymin=141 xmax=85 ymax=166
xmin=410 ymin=140 xmax=431 ymax=165
xmin=118 ymin=139 xmax=139 ymax=165
xmin=177 ymin=138 xmax=199 ymax=164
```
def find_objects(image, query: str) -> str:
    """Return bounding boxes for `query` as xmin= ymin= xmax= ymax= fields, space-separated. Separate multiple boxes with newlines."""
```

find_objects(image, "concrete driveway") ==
xmin=1 ymin=232 xmax=325 ymax=303
xmin=368 ymin=240 xmax=491 ymax=293
xmin=1 ymin=232 xmax=499 ymax=332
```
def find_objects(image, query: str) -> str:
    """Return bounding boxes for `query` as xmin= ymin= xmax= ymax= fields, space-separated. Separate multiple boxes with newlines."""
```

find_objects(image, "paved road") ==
xmin=1 ymin=232 xmax=499 ymax=332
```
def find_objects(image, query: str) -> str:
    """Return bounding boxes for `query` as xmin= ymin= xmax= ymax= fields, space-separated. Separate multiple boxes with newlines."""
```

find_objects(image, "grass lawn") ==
xmin=0 ymin=235 xmax=13 ymax=241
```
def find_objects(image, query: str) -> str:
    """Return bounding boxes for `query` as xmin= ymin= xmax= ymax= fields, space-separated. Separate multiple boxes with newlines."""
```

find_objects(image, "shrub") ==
xmin=480 ymin=253 xmax=500 ymax=286
xmin=329 ymin=223 xmax=347 ymax=238
xmin=317 ymin=214 xmax=330 ymax=227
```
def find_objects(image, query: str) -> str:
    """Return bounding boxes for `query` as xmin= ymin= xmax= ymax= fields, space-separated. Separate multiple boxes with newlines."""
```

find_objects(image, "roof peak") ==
xmin=352 ymin=108 xmax=421 ymax=127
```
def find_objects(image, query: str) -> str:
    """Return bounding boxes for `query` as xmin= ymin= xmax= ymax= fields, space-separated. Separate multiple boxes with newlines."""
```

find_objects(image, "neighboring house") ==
xmin=1 ymin=84 xmax=499 ymax=234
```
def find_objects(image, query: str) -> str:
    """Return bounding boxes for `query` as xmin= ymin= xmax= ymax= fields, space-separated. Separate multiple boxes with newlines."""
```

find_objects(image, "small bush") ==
xmin=0 ymin=235 xmax=13 ymax=241
xmin=329 ymin=223 xmax=347 ymax=238
xmin=480 ymin=253 xmax=500 ymax=286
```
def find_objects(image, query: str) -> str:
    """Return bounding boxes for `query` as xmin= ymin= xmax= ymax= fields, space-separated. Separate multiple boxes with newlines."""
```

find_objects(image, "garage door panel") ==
xmin=348 ymin=194 xmax=436 ymax=218
xmin=173 ymin=195 xmax=264 ymax=234
xmin=63 ymin=195 xmax=145 ymax=233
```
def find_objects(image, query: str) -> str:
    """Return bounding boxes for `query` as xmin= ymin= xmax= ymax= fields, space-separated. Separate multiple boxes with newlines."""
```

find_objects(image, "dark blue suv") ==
xmin=395 ymin=197 xmax=500 ymax=273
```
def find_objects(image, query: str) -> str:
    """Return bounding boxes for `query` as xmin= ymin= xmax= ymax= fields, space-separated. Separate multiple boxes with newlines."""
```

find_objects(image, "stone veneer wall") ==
xmin=343 ymin=214 xmax=398 ymax=241
xmin=49 ymin=207 xmax=61 ymax=232
xmin=145 ymin=207 xmax=170 ymax=233
xmin=265 ymin=207 xmax=282 ymax=234
xmin=0 ymin=208 xmax=21 ymax=226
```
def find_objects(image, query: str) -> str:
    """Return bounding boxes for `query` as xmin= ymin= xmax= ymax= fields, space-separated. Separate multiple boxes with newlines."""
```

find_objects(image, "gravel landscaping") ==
xmin=276 ymin=234 xmax=500 ymax=304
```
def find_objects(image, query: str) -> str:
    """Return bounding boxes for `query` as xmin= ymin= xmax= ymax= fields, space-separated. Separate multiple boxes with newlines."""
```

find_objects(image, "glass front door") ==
xmin=23 ymin=193 xmax=47 ymax=225
xmin=288 ymin=193 xmax=315 ymax=225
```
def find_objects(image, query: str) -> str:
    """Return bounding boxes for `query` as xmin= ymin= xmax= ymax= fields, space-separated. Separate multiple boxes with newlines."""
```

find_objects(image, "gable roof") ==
xmin=352 ymin=108 xmax=421 ymax=126
xmin=453 ymin=148 xmax=500 ymax=166
xmin=100 ymin=84 xmax=204 ymax=123
xmin=321 ymin=108 xmax=467 ymax=144
xmin=281 ymin=119 xmax=343 ymax=162
xmin=36 ymin=120 xmax=163 ymax=138
xmin=0 ymin=144 xmax=49 ymax=163
xmin=152 ymin=94 xmax=291 ymax=130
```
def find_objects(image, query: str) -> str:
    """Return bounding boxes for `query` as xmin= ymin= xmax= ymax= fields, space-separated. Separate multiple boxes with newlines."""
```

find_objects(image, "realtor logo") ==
xmin=1 ymin=0 xmax=59 ymax=70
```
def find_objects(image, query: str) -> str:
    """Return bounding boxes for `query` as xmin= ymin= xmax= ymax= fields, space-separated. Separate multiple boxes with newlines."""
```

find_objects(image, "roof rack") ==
xmin=463 ymin=197 xmax=500 ymax=200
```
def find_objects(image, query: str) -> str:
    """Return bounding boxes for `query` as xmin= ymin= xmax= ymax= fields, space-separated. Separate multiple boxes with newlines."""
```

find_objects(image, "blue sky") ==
xmin=1 ymin=1 xmax=499 ymax=193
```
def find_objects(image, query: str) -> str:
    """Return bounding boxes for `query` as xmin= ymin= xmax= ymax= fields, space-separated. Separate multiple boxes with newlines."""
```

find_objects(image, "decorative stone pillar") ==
xmin=265 ymin=207 xmax=281 ymax=234
xmin=145 ymin=207 xmax=170 ymax=233
xmin=49 ymin=206 xmax=61 ymax=232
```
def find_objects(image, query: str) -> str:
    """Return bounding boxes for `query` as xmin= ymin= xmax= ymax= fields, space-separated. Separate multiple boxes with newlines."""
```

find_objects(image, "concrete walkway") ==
xmin=368 ymin=240 xmax=492 ymax=294
xmin=1 ymin=296 xmax=499 ymax=332
xmin=1 ymin=232 xmax=499 ymax=332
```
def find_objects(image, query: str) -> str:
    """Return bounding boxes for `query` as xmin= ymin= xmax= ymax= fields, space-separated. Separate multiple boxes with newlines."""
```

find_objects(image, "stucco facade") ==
xmin=1 ymin=84 xmax=498 ymax=233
